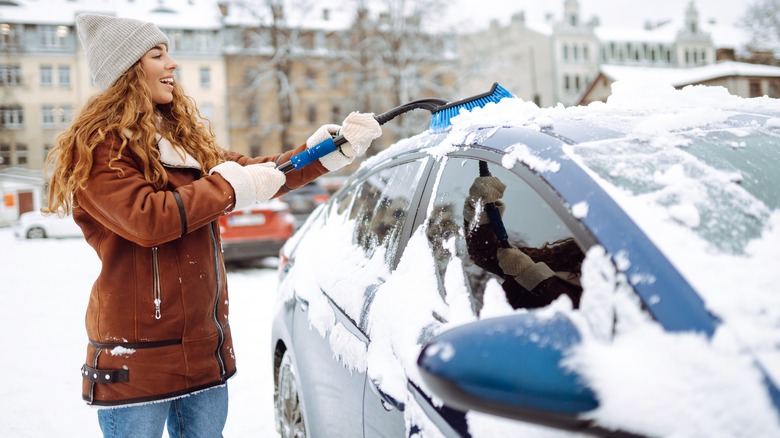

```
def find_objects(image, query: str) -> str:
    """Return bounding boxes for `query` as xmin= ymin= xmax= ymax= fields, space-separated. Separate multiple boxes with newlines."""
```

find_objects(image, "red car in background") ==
xmin=218 ymin=199 xmax=296 ymax=264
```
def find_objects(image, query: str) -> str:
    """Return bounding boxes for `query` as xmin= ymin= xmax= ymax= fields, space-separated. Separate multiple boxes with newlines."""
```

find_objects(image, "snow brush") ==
xmin=277 ymin=83 xmax=514 ymax=174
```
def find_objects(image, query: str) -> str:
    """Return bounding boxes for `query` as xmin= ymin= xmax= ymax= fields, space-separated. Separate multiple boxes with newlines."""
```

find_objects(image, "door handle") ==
xmin=295 ymin=295 xmax=309 ymax=312
xmin=368 ymin=378 xmax=405 ymax=412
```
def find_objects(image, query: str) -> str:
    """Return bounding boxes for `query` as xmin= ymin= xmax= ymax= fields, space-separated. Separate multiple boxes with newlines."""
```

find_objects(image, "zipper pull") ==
xmin=154 ymin=298 xmax=161 ymax=320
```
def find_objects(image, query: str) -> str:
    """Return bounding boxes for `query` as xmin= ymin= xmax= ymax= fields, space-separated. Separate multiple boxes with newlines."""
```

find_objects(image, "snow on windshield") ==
xmin=286 ymin=80 xmax=780 ymax=437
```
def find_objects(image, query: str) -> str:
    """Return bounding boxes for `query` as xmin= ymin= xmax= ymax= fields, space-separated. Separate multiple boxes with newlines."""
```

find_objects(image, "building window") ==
xmin=583 ymin=45 xmax=589 ymax=61
xmin=749 ymin=80 xmax=762 ymax=98
xmin=307 ymin=105 xmax=317 ymax=124
xmin=43 ymin=144 xmax=53 ymax=164
xmin=575 ymin=75 xmax=581 ymax=91
xmin=769 ymin=79 xmax=780 ymax=98
xmin=0 ymin=144 xmax=10 ymax=166
xmin=0 ymin=64 xmax=21 ymax=86
xmin=62 ymin=105 xmax=73 ymax=124
xmin=42 ymin=105 xmax=55 ymax=127
xmin=306 ymin=67 xmax=317 ymax=88
xmin=562 ymin=44 xmax=569 ymax=60
xmin=16 ymin=144 xmax=27 ymax=165
xmin=40 ymin=65 xmax=53 ymax=86
xmin=58 ymin=65 xmax=71 ymax=87
xmin=0 ymin=23 xmax=22 ymax=50
xmin=0 ymin=106 xmax=24 ymax=129
xmin=42 ymin=105 xmax=72 ymax=128
xmin=199 ymin=103 xmax=214 ymax=131
xmin=161 ymin=29 xmax=181 ymax=51
xmin=329 ymin=71 xmax=339 ymax=88
xmin=564 ymin=74 xmax=570 ymax=91
xmin=246 ymin=102 xmax=259 ymax=125
xmin=199 ymin=66 xmax=211 ymax=88
xmin=250 ymin=142 xmax=261 ymax=157
xmin=39 ymin=25 xmax=67 ymax=48
xmin=193 ymin=30 xmax=213 ymax=51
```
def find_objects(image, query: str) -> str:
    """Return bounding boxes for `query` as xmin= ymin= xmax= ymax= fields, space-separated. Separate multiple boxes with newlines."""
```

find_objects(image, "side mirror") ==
xmin=417 ymin=312 xmax=598 ymax=431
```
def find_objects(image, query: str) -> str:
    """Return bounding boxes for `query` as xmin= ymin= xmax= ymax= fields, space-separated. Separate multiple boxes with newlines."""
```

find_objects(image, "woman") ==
xmin=45 ymin=13 xmax=381 ymax=437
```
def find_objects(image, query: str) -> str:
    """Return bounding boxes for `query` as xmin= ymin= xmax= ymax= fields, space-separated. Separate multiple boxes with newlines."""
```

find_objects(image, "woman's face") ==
xmin=139 ymin=45 xmax=177 ymax=105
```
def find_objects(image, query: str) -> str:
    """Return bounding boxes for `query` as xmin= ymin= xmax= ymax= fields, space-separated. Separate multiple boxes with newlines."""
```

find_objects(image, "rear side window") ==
xmin=348 ymin=159 xmax=427 ymax=265
xmin=425 ymin=157 xmax=584 ymax=317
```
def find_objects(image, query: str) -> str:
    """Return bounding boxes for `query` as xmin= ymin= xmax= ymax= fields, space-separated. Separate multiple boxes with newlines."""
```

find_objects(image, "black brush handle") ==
xmin=278 ymin=98 xmax=449 ymax=174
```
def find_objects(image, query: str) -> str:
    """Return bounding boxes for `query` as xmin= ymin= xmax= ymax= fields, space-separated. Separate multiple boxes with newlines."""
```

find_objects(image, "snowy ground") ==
xmin=0 ymin=227 xmax=279 ymax=437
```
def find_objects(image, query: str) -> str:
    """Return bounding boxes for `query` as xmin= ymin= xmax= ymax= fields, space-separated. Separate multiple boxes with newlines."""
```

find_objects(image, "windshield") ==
xmin=572 ymin=112 xmax=780 ymax=255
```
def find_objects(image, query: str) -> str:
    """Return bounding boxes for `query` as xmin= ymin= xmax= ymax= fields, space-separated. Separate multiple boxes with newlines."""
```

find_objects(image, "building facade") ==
xmin=460 ymin=0 xmax=725 ymax=107
xmin=0 ymin=0 xmax=228 ymax=219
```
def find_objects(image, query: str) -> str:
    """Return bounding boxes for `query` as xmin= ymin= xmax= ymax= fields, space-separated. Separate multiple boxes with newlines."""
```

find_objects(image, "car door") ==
xmin=348 ymin=157 xmax=435 ymax=437
xmin=366 ymin=150 xmax=590 ymax=436
xmin=288 ymin=199 xmax=367 ymax=438
xmin=287 ymin=156 xmax=432 ymax=437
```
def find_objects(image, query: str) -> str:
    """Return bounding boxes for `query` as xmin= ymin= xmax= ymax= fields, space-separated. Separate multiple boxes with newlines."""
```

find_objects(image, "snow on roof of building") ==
xmin=600 ymin=61 xmax=780 ymax=87
xmin=222 ymin=0 xmax=354 ymax=31
xmin=0 ymin=0 xmax=223 ymax=29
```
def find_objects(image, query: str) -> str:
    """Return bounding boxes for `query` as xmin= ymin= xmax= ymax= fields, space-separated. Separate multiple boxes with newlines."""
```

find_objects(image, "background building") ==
xmin=0 ymin=0 xmax=771 ymax=224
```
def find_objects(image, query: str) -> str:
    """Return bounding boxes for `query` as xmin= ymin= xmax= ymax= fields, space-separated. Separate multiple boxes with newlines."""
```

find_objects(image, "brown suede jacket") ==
xmin=74 ymin=134 xmax=327 ymax=406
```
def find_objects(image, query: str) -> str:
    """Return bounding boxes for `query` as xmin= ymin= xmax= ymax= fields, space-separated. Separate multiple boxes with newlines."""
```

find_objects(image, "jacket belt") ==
xmin=81 ymin=364 xmax=129 ymax=384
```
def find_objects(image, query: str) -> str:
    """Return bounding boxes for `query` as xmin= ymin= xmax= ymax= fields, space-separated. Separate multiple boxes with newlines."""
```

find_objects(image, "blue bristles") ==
xmin=429 ymin=83 xmax=515 ymax=133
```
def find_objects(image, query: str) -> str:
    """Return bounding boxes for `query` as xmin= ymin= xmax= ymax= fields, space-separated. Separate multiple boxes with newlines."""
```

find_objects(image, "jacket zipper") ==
xmin=152 ymin=246 xmax=162 ymax=319
xmin=209 ymin=222 xmax=227 ymax=377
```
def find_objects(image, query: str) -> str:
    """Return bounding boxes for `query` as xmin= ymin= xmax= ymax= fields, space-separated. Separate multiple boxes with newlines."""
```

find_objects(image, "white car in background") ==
xmin=13 ymin=210 xmax=83 ymax=239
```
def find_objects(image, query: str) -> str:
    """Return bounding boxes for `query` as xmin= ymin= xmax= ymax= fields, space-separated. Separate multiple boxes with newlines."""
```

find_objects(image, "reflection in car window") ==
xmin=426 ymin=157 xmax=585 ymax=316
xmin=348 ymin=160 xmax=427 ymax=265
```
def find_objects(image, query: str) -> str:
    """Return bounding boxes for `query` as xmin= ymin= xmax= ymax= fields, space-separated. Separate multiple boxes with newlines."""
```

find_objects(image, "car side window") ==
xmin=426 ymin=157 xmax=585 ymax=317
xmin=346 ymin=159 xmax=427 ymax=266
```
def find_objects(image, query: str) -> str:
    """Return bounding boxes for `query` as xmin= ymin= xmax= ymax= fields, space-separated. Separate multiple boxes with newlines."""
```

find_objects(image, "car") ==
xmin=13 ymin=210 xmax=83 ymax=239
xmin=271 ymin=81 xmax=780 ymax=438
xmin=279 ymin=180 xmax=330 ymax=225
xmin=218 ymin=199 xmax=296 ymax=264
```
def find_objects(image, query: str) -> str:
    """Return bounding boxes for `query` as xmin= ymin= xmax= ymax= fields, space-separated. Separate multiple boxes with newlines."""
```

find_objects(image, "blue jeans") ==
xmin=97 ymin=384 xmax=228 ymax=438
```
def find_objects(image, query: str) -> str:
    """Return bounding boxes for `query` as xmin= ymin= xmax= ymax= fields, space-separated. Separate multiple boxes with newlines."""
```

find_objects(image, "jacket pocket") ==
xmin=152 ymin=246 xmax=162 ymax=319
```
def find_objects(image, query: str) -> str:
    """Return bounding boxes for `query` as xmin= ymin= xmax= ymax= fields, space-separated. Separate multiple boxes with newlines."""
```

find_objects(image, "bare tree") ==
xmin=224 ymin=0 xmax=457 ymax=156
xmin=226 ymin=0 xmax=321 ymax=152
xmin=349 ymin=0 xmax=458 ymax=144
xmin=739 ymin=0 xmax=780 ymax=54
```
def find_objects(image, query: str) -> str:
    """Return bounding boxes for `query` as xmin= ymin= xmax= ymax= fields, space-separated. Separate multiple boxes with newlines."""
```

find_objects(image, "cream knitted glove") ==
xmin=209 ymin=161 xmax=285 ymax=210
xmin=497 ymin=247 xmax=555 ymax=290
xmin=310 ymin=112 xmax=382 ymax=171
xmin=464 ymin=176 xmax=506 ymax=224
xmin=340 ymin=112 xmax=382 ymax=158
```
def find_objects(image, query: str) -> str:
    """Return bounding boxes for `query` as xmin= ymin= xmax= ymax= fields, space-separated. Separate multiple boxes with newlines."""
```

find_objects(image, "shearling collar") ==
xmin=155 ymin=135 xmax=202 ymax=170
xmin=121 ymin=128 xmax=201 ymax=170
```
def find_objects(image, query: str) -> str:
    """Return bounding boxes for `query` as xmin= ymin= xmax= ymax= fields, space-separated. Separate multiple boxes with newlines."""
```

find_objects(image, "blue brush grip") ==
xmin=290 ymin=137 xmax=337 ymax=170
xmin=486 ymin=203 xmax=510 ymax=247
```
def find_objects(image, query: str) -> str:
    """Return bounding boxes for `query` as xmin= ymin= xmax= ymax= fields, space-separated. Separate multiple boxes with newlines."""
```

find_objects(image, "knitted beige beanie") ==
xmin=76 ymin=14 xmax=169 ymax=90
